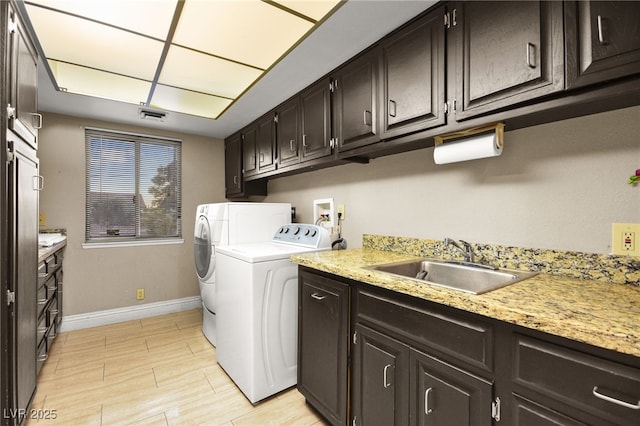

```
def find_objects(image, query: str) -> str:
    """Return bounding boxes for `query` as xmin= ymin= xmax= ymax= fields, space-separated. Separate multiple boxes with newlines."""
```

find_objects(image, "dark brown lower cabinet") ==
xmin=297 ymin=270 xmax=349 ymax=426
xmin=410 ymin=349 xmax=493 ymax=426
xmin=351 ymin=323 xmax=410 ymax=426
xmin=297 ymin=267 xmax=640 ymax=426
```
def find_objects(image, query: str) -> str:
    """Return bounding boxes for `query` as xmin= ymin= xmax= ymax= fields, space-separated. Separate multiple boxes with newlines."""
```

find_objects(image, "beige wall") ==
xmin=38 ymin=113 xmax=226 ymax=316
xmin=38 ymin=106 xmax=640 ymax=316
xmin=265 ymin=105 xmax=640 ymax=254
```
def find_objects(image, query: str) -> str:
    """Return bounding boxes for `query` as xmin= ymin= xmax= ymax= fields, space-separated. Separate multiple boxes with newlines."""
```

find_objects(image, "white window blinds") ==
xmin=85 ymin=128 xmax=182 ymax=242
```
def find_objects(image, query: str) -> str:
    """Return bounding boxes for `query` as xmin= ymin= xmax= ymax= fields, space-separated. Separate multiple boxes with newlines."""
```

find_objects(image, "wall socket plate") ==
xmin=611 ymin=223 xmax=640 ymax=256
xmin=136 ymin=288 xmax=145 ymax=300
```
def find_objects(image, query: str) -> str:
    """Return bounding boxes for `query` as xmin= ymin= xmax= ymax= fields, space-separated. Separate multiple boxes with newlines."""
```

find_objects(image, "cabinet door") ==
xmin=452 ymin=1 xmax=564 ymax=120
xmin=333 ymin=50 xmax=379 ymax=152
xmin=9 ymin=138 xmax=39 ymax=421
xmin=352 ymin=323 xmax=410 ymax=426
xmin=7 ymin=2 xmax=40 ymax=149
xmin=256 ymin=114 xmax=276 ymax=172
xmin=380 ymin=6 xmax=446 ymax=140
xmin=298 ymin=270 xmax=349 ymax=426
xmin=224 ymin=133 xmax=243 ymax=197
xmin=565 ymin=1 xmax=640 ymax=89
xmin=242 ymin=127 xmax=257 ymax=176
xmin=301 ymin=79 xmax=332 ymax=162
xmin=276 ymin=98 xmax=300 ymax=168
xmin=410 ymin=349 xmax=494 ymax=426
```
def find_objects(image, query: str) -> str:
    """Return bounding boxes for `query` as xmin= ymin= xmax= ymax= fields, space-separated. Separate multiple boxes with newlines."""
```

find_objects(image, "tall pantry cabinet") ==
xmin=2 ymin=0 xmax=41 ymax=425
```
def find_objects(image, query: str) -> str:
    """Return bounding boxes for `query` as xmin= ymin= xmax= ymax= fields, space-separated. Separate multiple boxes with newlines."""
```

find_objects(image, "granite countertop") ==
xmin=38 ymin=237 xmax=67 ymax=262
xmin=291 ymin=248 xmax=640 ymax=358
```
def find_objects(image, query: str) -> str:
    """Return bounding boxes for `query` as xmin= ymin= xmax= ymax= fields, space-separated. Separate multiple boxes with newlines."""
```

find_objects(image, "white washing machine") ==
xmin=193 ymin=203 xmax=291 ymax=346
xmin=216 ymin=224 xmax=331 ymax=403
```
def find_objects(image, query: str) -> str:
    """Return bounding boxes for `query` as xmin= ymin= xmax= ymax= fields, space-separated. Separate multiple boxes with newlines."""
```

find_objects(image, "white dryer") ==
xmin=193 ymin=203 xmax=291 ymax=346
xmin=216 ymin=224 xmax=331 ymax=403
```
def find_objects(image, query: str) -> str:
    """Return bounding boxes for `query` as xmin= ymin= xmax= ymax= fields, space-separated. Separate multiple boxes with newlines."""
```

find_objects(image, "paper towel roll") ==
xmin=433 ymin=132 xmax=502 ymax=164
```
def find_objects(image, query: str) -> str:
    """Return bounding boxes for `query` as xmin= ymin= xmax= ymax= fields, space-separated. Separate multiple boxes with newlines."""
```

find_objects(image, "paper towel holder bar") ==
xmin=434 ymin=122 xmax=505 ymax=149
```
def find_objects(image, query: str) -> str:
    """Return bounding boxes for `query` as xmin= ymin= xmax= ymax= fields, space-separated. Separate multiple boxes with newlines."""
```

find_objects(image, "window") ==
xmin=85 ymin=127 xmax=182 ymax=243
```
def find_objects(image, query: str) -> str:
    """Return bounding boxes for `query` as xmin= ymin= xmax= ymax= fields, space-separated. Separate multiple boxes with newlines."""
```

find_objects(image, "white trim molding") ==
xmin=59 ymin=296 xmax=202 ymax=332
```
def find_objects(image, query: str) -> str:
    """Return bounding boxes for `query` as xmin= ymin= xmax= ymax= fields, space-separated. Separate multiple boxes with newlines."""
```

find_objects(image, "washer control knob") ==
xmin=293 ymin=226 xmax=300 ymax=235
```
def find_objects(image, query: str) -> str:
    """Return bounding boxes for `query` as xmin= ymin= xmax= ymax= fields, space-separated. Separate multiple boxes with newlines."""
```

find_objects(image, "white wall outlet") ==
xmin=612 ymin=223 xmax=640 ymax=256
xmin=337 ymin=204 xmax=345 ymax=220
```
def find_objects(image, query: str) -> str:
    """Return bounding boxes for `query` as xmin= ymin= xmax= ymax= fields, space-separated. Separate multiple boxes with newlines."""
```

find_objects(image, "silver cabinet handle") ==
xmin=425 ymin=387 xmax=433 ymax=415
xmin=597 ymin=15 xmax=606 ymax=44
xmin=233 ymin=176 xmax=238 ymax=185
xmin=593 ymin=386 xmax=640 ymax=410
xmin=31 ymin=113 xmax=43 ymax=129
xmin=260 ymin=153 xmax=265 ymax=163
xmin=34 ymin=175 xmax=44 ymax=191
xmin=289 ymin=140 xmax=296 ymax=152
xmin=388 ymin=100 xmax=397 ymax=118
xmin=526 ymin=42 xmax=536 ymax=68
xmin=383 ymin=364 xmax=392 ymax=388
xmin=363 ymin=110 xmax=372 ymax=127
xmin=302 ymin=134 xmax=308 ymax=148
xmin=310 ymin=293 xmax=326 ymax=301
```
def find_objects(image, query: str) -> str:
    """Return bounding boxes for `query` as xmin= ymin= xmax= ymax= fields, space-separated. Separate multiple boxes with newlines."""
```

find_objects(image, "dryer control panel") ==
xmin=273 ymin=224 xmax=331 ymax=248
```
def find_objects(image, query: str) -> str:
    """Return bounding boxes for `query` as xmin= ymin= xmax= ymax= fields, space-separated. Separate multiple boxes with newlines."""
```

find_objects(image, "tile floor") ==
xmin=25 ymin=309 xmax=327 ymax=425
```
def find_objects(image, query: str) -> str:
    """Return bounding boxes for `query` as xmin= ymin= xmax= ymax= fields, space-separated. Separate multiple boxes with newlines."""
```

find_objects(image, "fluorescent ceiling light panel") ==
xmin=160 ymin=45 xmax=262 ymax=99
xmin=150 ymin=85 xmax=233 ymax=119
xmin=173 ymin=0 xmax=315 ymax=69
xmin=48 ymin=60 xmax=151 ymax=104
xmin=26 ymin=0 xmax=177 ymax=39
xmin=23 ymin=0 xmax=344 ymax=120
xmin=27 ymin=6 xmax=163 ymax=80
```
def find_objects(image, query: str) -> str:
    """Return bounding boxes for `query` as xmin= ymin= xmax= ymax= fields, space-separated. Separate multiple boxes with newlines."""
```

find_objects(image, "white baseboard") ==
xmin=59 ymin=296 xmax=202 ymax=333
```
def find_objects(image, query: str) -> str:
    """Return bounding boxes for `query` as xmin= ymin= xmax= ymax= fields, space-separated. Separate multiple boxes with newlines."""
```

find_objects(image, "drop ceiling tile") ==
xmin=26 ymin=0 xmax=177 ymax=40
xmin=274 ymin=0 xmax=342 ymax=21
xmin=150 ymin=85 xmax=233 ymax=119
xmin=173 ymin=0 xmax=314 ymax=69
xmin=160 ymin=45 xmax=262 ymax=99
xmin=26 ymin=5 xmax=162 ymax=80
xmin=49 ymin=60 xmax=151 ymax=104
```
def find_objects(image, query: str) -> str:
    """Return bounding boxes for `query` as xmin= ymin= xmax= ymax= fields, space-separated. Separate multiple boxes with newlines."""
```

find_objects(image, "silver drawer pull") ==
xmin=37 ymin=353 xmax=48 ymax=362
xmin=593 ymin=386 xmax=640 ymax=410
xmin=38 ymin=298 xmax=48 ymax=305
xmin=310 ymin=293 xmax=327 ymax=301
xmin=38 ymin=272 xmax=49 ymax=279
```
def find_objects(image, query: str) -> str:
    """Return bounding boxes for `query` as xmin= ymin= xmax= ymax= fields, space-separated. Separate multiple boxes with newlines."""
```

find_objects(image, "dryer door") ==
xmin=194 ymin=215 xmax=213 ymax=280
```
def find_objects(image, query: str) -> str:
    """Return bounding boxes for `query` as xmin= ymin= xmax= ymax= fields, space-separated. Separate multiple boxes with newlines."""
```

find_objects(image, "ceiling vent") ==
xmin=139 ymin=108 xmax=167 ymax=122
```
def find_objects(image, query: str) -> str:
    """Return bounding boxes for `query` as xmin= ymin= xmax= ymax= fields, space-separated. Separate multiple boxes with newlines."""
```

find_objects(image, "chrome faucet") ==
xmin=444 ymin=238 xmax=475 ymax=263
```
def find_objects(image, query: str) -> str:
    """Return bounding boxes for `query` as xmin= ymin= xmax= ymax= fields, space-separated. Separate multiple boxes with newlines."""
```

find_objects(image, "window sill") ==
xmin=82 ymin=238 xmax=184 ymax=249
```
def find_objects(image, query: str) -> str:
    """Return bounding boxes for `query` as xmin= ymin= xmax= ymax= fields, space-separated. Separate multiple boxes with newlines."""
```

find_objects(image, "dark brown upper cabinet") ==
xmin=565 ymin=0 xmax=640 ymax=89
xmin=332 ymin=49 xmax=379 ymax=153
xmin=241 ymin=113 xmax=276 ymax=178
xmin=224 ymin=133 xmax=243 ymax=197
xmin=449 ymin=1 xmax=565 ymax=121
xmin=300 ymin=78 xmax=333 ymax=162
xmin=242 ymin=125 xmax=257 ymax=176
xmin=7 ymin=0 xmax=40 ymax=149
xmin=379 ymin=5 xmax=446 ymax=140
xmin=276 ymin=97 xmax=301 ymax=168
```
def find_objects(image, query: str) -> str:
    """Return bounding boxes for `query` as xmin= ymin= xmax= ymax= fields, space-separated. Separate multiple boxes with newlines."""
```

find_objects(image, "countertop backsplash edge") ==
xmin=362 ymin=234 xmax=640 ymax=286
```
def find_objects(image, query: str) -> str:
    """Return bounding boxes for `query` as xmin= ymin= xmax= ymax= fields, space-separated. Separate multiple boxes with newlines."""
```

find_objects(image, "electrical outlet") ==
xmin=39 ymin=213 xmax=46 ymax=227
xmin=136 ymin=288 xmax=145 ymax=300
xmin=337 ymin=204 xmax=345 ymax=220
xmin=612 ymin=223 xmax=640 ymax=256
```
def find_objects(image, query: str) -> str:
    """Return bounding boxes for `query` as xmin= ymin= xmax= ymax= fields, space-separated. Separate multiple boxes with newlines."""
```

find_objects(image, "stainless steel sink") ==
xmin=365 ymin=259 xmax=538 ymax=294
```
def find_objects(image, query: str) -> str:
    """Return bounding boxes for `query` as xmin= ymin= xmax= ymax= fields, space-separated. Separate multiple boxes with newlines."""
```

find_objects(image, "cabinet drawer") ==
xmin=514 ymin=335 xmax=640 ymax=425
xmin=355 ymin=288 xmax=493 ymax=372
